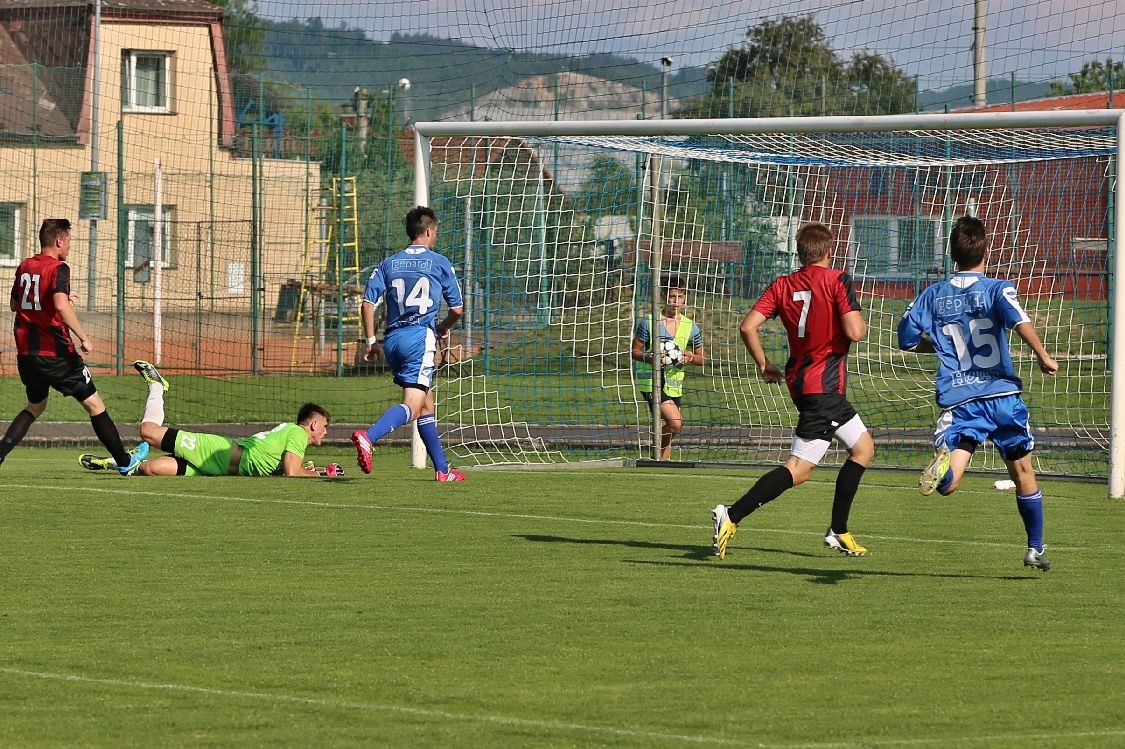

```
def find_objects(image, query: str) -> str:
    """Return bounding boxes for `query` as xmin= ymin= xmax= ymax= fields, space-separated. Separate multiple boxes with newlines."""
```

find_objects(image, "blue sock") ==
xmin=1016 ymin=490 xmax=1044 ymax=551
xmin=417 ymin=414 xmax=448 ymax=473
xmin=938 ymin=467 xmax=954 ymax=493
xmin=366 ymin=404 xmax=412 ymax=444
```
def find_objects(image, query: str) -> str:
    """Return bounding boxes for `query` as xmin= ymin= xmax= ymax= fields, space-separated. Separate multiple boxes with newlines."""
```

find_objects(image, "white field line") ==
xmin=3 ymin=483 xmax=1083 ymax=551
xmin=1 ymin=667 xmax=1122 ymax=748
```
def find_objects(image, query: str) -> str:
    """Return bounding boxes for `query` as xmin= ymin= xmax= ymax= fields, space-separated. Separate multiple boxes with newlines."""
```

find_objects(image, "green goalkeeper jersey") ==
xmin=235 ymin=422 xmax=309 ymax=476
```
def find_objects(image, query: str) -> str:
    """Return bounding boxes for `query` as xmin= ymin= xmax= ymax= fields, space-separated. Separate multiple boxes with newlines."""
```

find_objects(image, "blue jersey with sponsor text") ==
xmin=362 ymin=245 xmax=464 ymax=334
xmin=897 ymin=272 xmax=1028 ymax=409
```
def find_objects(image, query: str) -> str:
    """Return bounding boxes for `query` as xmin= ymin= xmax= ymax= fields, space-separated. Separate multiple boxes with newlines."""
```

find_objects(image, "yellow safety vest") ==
xmin=635 ymin=314 xmax=694 ymax=397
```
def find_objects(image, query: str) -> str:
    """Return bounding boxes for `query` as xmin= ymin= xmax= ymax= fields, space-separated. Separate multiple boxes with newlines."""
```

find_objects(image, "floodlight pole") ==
xmin=660 ymin=57 xmax=672 ymax=119
xmin=973 ymin=0 xmax=987 ymax=107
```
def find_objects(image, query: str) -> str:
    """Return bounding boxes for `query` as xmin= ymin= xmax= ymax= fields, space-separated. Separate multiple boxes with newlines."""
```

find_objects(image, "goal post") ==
xmin=413 ymin=110 xmax=1125 ymax=498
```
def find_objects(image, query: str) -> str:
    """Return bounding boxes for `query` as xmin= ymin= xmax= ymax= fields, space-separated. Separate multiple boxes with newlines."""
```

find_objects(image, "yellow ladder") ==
xmin=290 ymin=177 xmax=362 ymax=368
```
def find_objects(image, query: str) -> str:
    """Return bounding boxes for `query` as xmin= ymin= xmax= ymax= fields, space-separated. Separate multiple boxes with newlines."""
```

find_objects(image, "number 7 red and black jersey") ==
xmin=752 ymin=264 xmax=861 ymax=398
xmin=10 ymin=253 xmax=77 ymax=357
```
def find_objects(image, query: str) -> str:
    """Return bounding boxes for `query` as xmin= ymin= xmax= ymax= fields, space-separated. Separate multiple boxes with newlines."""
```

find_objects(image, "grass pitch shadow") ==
xmin=516 ymin=534 xmax=1033 ymax=585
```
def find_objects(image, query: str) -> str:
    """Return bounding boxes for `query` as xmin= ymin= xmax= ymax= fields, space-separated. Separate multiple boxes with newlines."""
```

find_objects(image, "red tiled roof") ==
xmin=953 ymin=90 xmax=1125 ymax=113
xmin=0 ymin=0 xmax=223 ymax=140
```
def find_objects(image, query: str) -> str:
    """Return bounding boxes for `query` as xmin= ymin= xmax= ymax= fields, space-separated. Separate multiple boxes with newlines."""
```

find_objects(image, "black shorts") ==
xmin=17 ymin=354 xmax=97 ymax=404
xmin=792 ymin=393 xmax=858 ymax=441
xmin=641 ymin=390 xmax=682 ymax=408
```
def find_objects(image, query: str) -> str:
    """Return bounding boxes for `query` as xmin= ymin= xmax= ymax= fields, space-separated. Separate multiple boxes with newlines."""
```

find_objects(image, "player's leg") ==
xmin=0 ymin=357 xmax=52 ymax=465
xmin=992 ymin=396 xmax=1049 ymax=570
xmin=45 ymin=352 xmax=142 ymax=474
xmin=658 ymin=396 xmax=683 ymax=461
xmin=165 ymin=428 xmax=234 ymax=476
xmin=713 ymin=408 xmax=824 ymax=558
xmin=921 ymin=407 xmax=981 ymax=496
xmin=417 ymin=388 xmax=464 ymax=481
xmin=352 ymin=327 xmax=432 ymax=474
xmin=136 ymin=361 xmax=171 ymax=450
xmin=823 ymin=408 xmax=872 ymax=556
xmin=135 ymin=360 xmax=170 ymax=451
xmin=138 ymin=455 xmax=182 ymax=476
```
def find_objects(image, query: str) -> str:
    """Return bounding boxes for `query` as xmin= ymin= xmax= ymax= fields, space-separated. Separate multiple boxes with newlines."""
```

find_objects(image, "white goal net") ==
xmin=413 ymin=112 xmax=1125 ymax=490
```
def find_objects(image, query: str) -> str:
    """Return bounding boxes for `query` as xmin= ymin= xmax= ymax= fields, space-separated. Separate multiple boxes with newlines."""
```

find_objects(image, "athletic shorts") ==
xmin=168 ymin=428 xmax=235 ymax=476
xmin=17 ymin=354 xmax=97 ymax=403
xmin=934 ymin=394 xmax=1034 ymax=461
xmin=383 ymin=326 xmax=437 ymax=389
xmin=641 ymin=390 xmax=682 ymax=408
xmin=787 ymin=394 xmax=867 ymax=465
xmin=792 ymin=393 xmax=859 ymax=441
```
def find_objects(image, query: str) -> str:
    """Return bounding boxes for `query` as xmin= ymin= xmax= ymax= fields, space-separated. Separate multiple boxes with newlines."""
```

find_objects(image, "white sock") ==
xmin=143 ymin=384 xmax=166 ymax=426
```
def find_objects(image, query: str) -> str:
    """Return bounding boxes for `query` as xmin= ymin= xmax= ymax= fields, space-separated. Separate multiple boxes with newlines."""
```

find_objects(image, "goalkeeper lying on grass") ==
xmin=79 ymin=360 xmax=342 ymax=478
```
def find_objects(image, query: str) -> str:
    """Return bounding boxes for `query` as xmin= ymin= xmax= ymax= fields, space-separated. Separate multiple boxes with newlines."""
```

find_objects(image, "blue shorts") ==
xmin=383 ymin=326 xmax=437 ymax=389
xmin=934 ymin=394 xmax=1034 ymax=461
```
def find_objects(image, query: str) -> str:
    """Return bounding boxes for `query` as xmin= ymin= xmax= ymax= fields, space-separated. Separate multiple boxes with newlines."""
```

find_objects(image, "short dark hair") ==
xmin=39 ymin=218 xmax=72 ymax=248
xmin=795 ymin=223 xmax=833 ymax=265
xmin=405 ymin=206 xmax=437 ymax=242
xmin=297 ymin=403 xmax=330 ymax=425
xmin=662 ymin=274 xmax=685 ymax=292
xmin=949 ymin=215 xmax=987 ymax=269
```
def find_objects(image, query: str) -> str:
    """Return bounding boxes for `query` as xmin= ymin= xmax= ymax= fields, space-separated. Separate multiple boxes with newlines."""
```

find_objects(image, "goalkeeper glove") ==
xmin=304 ymin=461 xmax=344 ymax=477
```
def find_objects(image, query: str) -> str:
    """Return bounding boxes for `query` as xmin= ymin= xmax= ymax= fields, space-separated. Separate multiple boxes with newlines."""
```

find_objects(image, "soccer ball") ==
xmin=659 ymin=340 xmax=684 ymax=367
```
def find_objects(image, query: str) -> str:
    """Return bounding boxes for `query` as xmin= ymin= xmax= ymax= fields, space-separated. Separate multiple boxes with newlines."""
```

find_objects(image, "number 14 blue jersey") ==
xmin=363 ymin=245 xmax=464 ymax=334
xmin=898 ymin=272 xmax=1029 ymax=409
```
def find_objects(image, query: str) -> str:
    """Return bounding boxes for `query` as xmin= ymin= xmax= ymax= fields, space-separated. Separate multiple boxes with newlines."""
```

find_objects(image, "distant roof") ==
xmin=0 ymin=0 xmax=219 ymax=13
xmin=954 ymin=90 xmax=1125 ymax=113
xmin=0 ymin=0 xmax=221 ymax=140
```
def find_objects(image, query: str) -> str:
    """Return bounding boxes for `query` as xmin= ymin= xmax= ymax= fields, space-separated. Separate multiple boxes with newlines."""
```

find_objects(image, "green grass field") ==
xmin=2 ymin=447 xmax=1123 ymax=748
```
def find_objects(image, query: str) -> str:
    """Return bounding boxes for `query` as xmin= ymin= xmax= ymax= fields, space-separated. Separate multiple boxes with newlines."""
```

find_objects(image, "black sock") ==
xmin=729 ymin=466 xmax=794 ymax=524
xmin=830 ymin=459 xmax=867 ymax=534
xmin=91 ymin=411 xmax=130 ymax=465
xmin=0 ymin=409 xmax=37 ymax=459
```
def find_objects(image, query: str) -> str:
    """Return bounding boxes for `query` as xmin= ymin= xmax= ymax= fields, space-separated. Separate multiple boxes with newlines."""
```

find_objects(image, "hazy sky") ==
xmin=258 ymin=0 xmax=1125 ymax=89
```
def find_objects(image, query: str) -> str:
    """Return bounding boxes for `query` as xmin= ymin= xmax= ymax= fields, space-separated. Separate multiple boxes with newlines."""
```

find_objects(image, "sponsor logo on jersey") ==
xmin=391 ymin=258 xmax=434 ymax=273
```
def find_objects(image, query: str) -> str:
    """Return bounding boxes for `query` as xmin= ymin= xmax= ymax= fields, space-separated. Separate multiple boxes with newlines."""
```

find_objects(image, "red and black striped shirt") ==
xmin=10 ymin=253 xmax=77 ymax=357
xmin=753 ymin=264 xmax=861 ymax=398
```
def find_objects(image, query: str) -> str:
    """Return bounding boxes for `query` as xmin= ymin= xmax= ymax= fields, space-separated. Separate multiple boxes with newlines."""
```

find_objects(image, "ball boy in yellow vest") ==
xmin=631 ymin=275 xmax=706 ymax=460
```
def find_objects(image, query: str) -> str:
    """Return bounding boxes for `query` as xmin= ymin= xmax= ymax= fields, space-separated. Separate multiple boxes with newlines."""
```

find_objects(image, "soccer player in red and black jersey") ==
xmin=712 ymin=222 xmax=874 ymax=559
xmin=0 ymin=218 xmax=144 ymax=474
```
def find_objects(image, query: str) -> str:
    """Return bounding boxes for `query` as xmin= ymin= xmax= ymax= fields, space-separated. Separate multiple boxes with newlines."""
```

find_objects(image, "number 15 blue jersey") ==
xmin=898 ymin=272 xmax=1029 ymax=409
xmin=362 ymin=245 xmax=464 ymax=334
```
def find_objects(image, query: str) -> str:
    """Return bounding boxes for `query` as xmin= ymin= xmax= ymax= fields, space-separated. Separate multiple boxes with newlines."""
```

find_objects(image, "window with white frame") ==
xmin=121 ymin=51 xmax=172 ymax=112
xmin=851 ymin=216 xmax=941 ymax=277
xmin=125 ymin=206 xmax=176 ymax=270
xmin=0 ymin=204 xmax=21 ymax=266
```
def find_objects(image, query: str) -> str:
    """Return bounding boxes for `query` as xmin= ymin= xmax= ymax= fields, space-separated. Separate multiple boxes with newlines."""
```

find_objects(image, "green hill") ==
xmin=259 ymin=22 xmax=708 ymax=121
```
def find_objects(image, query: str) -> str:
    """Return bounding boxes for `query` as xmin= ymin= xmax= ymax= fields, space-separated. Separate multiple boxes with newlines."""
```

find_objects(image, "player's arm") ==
xmin=841 ymin=309 xmax=866 ymax=342
xmin=436 ymin=306 xmax=463 ymax=338
xmin=1014 ymin=321 xmax=1059 ymax=375
xmin=631 ymin=333 xmax=653 ymax=363
xmin=280 ymin=450 xmax=323 ymax=477
xmin=53 ymin=290 xmax=92 ymax=353
xmin=739 ymin=309 xmax=781 ymax=383
xmin=359 ymin=299 xmax=380 ymax=361
xmin=897 ymin=297 xmax=929 ymax=352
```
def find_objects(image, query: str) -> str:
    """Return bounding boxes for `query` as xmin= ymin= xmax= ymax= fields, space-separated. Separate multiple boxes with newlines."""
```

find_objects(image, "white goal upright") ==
xmin=411 ymin=111 xmax=1125 ymax=498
